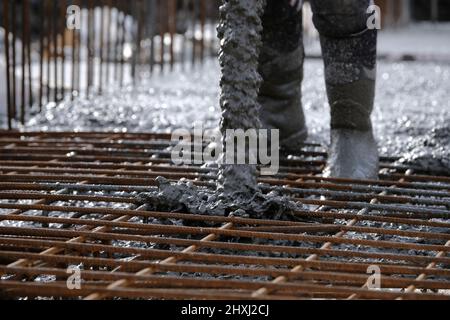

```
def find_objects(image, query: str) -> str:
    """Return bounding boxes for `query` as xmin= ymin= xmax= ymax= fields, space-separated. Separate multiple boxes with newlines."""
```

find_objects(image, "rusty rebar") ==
xmin=158 ymin=0 xmax=165 ymax=72
xmin=99 ymin=1 xmax=105 ymax=93
xmin=71 ymin=0 xmax=78 ymax=100
xmin=45 ymin=0 xmax=51 ymax=103
xmin=76 ymin=0 xmax=82 ymax=98
xmin=53 ymin=1 xmax=59 ymax=102
xmin=87 ymin=0 xmax=94 ymax=96
xmin=112 ymin=0 xmax=119 ymax=82
xmin=20 ymin=0 xmax=27 ymax=123
xmin=60 ymin=0 xmax=67 ymax=101
xmin=168 ymin=0 xmax=176 ymax=70
xmin=11 ymin=0 xmax=17 ymax=119
xmin=1 ymin=118 xmax=449 ymax=300
xmin=191 ymin=0 xmax=197 ymax=67
xmin=25 ymin=0 xmax=33 ymax=108
xmin=3 ymin=0 xmax=12 ymax=129
xmin=199 ymin=0 xmax=206 ymax=62
xmin=131 ymin=0 xmax=139 ymax=84
xmin=149 ymin=0 xmax=155 ymax=74
xmin=119 ymin=1 xmax=127 ymax=87
xmin=39 ymin=1 xmax=45 ymax=110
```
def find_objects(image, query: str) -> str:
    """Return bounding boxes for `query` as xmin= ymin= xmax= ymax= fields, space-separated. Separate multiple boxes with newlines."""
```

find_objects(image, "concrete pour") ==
xmin=137 ymin=0 xmax=304 ymax=222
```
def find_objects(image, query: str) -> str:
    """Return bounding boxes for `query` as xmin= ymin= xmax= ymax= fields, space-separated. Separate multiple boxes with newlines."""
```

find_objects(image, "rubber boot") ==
xmin=324 ymin=128 xmax=379 ymax=179
xmin=309 ymin=0 xmax=379 ymax=179
xmin=321 ymin=28 xmax=379 ymax=180
xmin=258 ymin=0 xmax=307 ymax=154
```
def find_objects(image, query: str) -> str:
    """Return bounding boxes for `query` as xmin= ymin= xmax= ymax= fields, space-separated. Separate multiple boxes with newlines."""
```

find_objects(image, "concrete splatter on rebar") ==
xmin=396 ymin=126 xmax=450 ymax=175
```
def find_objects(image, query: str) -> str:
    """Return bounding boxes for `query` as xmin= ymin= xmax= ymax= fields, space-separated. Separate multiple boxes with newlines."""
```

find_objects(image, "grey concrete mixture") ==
xmin=396 ymin=126 xmax=450 ymax=175
xmin=22 ymin=59 xmax=450 ymax=174
xmin=216 ymin=0 xmax=264 ymax=196
xmin=137 ymin=0 xmax=305 ymax=221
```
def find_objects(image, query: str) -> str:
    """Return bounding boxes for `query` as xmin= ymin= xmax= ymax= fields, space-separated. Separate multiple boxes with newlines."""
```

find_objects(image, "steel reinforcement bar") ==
xmin=0 ymin=131 xmax=449 ymax=300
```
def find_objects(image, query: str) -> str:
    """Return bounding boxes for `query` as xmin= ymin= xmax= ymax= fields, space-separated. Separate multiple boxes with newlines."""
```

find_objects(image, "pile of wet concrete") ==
xmin=396 ymin=126 xmax=450 ymax=175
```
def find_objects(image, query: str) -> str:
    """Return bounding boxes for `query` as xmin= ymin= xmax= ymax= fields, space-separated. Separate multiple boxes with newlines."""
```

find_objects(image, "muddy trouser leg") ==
xmin=258 ymin=0 xmax=307 ymax=153
xmin=311 ymin=0 xmax=379 ymax=179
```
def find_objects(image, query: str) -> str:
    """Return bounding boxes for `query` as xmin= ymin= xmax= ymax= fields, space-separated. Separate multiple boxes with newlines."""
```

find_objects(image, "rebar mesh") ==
xmin=0 ymin=131 xmax=449 ymax=300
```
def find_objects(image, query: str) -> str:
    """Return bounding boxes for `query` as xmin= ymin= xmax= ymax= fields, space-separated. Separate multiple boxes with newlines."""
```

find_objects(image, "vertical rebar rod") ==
xmin=159 ymin=0 xmax=165 ymax=72
xmin=60 ymin=0 xmax=67 ymax=101
xmin=209 ymin=11 xmax=217 ymax=58
xmin=149 ymin=0 xmax=155 ymax=75
xmin=45 ymin=0 xmax=51 ymax=103
xmin=53 ymin=1 xmax=58 ymax=103
xmin=132 ymin=0 xmax=144 ymax=84
xmin=76 ymin=3 xmax=82 ymax=99
xmin=71 ymin=0 xmax=78 ymax=100
xmin=168 ymin=0 xmax=176 ymax=70
xmin=105 ymin=0 xmax=112 ymax=88
xmin=117 ymin=2 xmax=123 ymax=85
xmin=137 ymin=0 xmax=147 ymax=67
xmin=39 ymin=1 xmax=45 ymax=110
xmin=113 ymin=0 xmax=120 ymax=83
xmin=137 ymin=0 xmax=145 ymax=70
xmin=206 ymin=1 xmax=216 ymax=57
xmin=199 ymin=0 xmax=206 ymax=63
xmin=25 ymin=0 xmax=33 ymax=109
xmin=191 ymin=0 xmax=197 ymax=67
xmin=126 ymin=2 xmax=131 ymax=85
xmin=87 ymin=0 xmax=94 ymax=96
xmin=3 ymin=0 xmax=12 ymax=129
xmin=21 ymin=1 xmax=27 ymax=124
xmin=180 ymin=0 xmax=189 ymax=71
xmin=119 ymin=2 xmax=126 ymax=86
xmin=99 ymin=1 xmax=105 ymax=94
xmin=131 ymin=1 xmax=137 ymax=84
xmin=11 ymin=0 xmax=17 ymax=119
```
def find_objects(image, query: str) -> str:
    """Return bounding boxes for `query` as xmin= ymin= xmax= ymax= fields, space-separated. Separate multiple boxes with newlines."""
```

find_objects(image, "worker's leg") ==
xmin=311 ymin=0 xmax=379 ymax=179
xmin=258 ymin=0 xmax=307 ymax=153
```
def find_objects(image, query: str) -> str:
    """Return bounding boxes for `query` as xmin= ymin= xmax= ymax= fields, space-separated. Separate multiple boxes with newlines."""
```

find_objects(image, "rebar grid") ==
xmin=0 ymin=131 xmax=449 ymax=300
